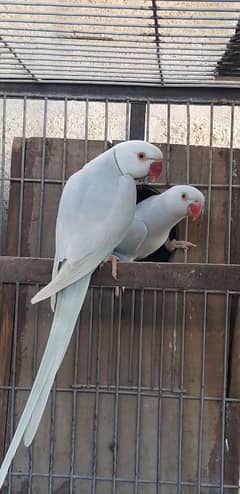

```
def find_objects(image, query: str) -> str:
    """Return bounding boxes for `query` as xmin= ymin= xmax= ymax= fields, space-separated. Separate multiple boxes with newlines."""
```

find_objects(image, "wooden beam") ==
xmin=1 ymin=256 xmax=240 ymax=291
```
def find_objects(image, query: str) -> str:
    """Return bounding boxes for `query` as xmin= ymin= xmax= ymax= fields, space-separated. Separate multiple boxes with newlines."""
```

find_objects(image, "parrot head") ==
xmin=166 ymin=185 xmax=205 ymax=221
xmin=114 ymin=140 xmax=163 ymax=181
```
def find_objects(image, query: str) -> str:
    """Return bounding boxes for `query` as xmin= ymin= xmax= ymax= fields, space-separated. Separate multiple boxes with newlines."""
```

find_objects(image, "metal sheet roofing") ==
xmin=0 ymin=0 xmax=240 ymax=87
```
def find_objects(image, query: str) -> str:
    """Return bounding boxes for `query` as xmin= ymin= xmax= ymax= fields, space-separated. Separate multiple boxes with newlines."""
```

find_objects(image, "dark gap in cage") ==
xmin=137 ymin=184 xmax=177 ymax=263
xmin=129 ymin=103 xmax=146 ymax=141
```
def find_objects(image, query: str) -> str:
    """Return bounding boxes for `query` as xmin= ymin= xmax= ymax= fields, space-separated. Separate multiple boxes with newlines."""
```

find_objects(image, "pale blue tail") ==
xmin=0 ymin=273 xmax=91 ymax=489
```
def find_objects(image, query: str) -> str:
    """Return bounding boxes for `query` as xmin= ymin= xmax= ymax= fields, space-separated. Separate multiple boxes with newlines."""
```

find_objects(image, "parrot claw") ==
xmin=108 ymin=255 xmax=119 ymax=280
xmin=99 ymin=255 xmax=119 ymax=280
xmin=166 ymin=238 xmax=197 ymax=252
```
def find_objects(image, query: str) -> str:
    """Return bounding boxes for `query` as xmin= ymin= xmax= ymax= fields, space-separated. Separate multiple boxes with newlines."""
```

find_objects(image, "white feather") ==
xmin=0 ymin=140 xmax=163 ymax=489
xmin=115 ymin=185 xmax=205 ymax=261
xmin=24 ymin=274 xmax=90 ymax=447
xmin=0 ymin=275 xmax=90 ymax=487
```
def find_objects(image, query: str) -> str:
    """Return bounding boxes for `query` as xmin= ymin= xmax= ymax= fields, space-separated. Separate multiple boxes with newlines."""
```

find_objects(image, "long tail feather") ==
xmin=50 ymin=256 xmax=60 ymax=312
xmin=23 ymin=287 xmax=84 ymax=448
xmin=0 ymin=273 xmax=91 ymax=489
xmin=24 ymin=321 xmax=72 ymax=447
xmin=31 ymin=251 xmax=101 ymax=305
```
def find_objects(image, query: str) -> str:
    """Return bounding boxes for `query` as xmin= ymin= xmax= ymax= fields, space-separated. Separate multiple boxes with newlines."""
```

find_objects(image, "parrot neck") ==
xmin=84 ymin=147 xmax=123 ymax=177
xmin=158 ymin=194 xmax=186 ymax=232
xmin=139 ymin=193 xmax=186 ymax=237
xmin=113 ymin=147 xmax=124 ymax=176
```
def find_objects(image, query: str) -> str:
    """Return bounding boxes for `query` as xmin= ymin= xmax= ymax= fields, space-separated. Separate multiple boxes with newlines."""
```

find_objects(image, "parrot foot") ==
xmin=99 ymin=255 xmax=119 ymax=280
xmin=165 ymin=238 xmax=197 ymax=252
xmin=108 ymin=255 xmax=119 ymax=281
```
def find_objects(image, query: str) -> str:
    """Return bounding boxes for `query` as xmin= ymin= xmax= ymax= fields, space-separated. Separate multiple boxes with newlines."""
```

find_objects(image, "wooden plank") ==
xmin=1 ymin=138 xmax=112 ymax=491
xmin=1 ymin=257 xmax=240 ymax=291
xmin=3 ymin=139 xmax=240 ymax=492
xmin=224 ymin=147 xmax=240 ymax=493
xmin=166 ymin=144 xmax=231 ymax=491
xmin=0 ymin=285 xmax=15 ymax=458
xmin=0 ymin=138 xmax=23 ymax=461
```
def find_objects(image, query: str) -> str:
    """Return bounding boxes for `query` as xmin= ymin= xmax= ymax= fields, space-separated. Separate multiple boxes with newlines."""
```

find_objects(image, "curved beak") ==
xmin=187 ymin=201 xmax=203 ymax=221
xmin=148 ymin=160 xmax=163 ymax=182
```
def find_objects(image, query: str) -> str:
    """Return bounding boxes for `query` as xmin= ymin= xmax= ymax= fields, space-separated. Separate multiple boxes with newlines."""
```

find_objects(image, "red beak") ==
xmin=148 ymin=160 xmax=163 ymax=182
xmin=187 ymin=201 xmax=203 ymax=221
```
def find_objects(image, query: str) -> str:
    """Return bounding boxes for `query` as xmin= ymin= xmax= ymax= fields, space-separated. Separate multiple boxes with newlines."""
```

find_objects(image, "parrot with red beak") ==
xmin=0 ymin=140 xmax=163 ymax=489
xmin=114 ymin=185 xmax=205 ymax=262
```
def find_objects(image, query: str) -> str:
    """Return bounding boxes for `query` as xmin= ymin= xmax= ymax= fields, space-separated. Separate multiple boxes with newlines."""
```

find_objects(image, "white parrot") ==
xmin=114 ymin=185 xmax=205 ymax=262
xmin=0 ymin=140 xmax=163 ymax=488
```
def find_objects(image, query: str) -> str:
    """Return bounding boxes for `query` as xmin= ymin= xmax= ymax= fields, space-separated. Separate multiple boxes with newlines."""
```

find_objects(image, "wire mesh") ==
xmin=1 ymin=285 xmax=239 ymax=493
xmin=0 ymin=0 xmax=240 ymax=86
xmin=1 ymin=95 xmax=240 ymax=262
xmin=0 ymin=91 xmax=240 ymax=493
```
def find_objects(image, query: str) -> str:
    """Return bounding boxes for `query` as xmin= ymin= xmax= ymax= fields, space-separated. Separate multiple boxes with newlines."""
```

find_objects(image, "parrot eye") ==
xmin=181 ymin=193 xmax=187 ymax=200
xmin=138 ymin=152 xmax=146 ymax=160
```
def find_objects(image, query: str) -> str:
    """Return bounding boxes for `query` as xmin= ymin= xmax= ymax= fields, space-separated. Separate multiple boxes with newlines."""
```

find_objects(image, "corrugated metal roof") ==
xmin=0 ymin=0 xmax=240 ymax=87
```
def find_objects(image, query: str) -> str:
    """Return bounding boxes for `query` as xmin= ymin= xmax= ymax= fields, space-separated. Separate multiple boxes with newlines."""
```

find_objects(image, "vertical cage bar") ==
xmin=196 ymin=290 xmax=207 ymax=494
xmin=38 ymin=96 xmax=55 ymax=494
xmin=112 ymin=289 xmax=122 ymax=494
xmin=184 ymin=102 xmax=190 ymax=263
xmin=166 ymin=101 xmax=171 ymax=185
xmin=62 ymin=96 xmax=68 ymax=188
xmin=171 ymin=292 xmax=178 ymax=390
xmin=156 ymin=290 xmax=165 ymax=494
xmin=7 ymin=284 xmax=20 ymax=493
xmin=226 ymin=105 xmax=234 ymax=264
xmin=128 ymin=289 xmax=135 ymax=387
xmin=84 ymin=98 xmax=89 ymax=164
xmin=37 ymin=96 xmax=47 ymax=257
xmin=125 ymin=100 xmax=130 ymax=141
xmin=87 ymin=288 xmax=94 ymax=387
xmin=108 ymin=289 xmax=115 ymax=387
xmin=91 ymin=288 xmax=103 ymax=494
xmin=205 ymin=104 xmax=213 ymax=263
xmin=69 ymin=317 xmax=81 ymax=493
xmin=134 ymin=290 xmax=144 ymax=494
xmin=186 ymin=102 xmax=190 ymax=184
xmin=176 ymin=291 xmax=186 ymax=494
xmin=104 ymin=99 xmax=108 ymax=150
xmin=151 ymin=290 xmax=157 ymax=389
xmin=27 ymin=292 xmax=41 ymax=493
xmin=180 ymin=293 xmax=186 ymax=394
xmin=220 ymin=291 xmax=230 ymax=494
xmin=17 ymin=95 xmax=27 ymax=257
xmin=145 ymin=99 xmax=150 ymax=142
xmin=0 ymin=94 xmax=6 ymax=255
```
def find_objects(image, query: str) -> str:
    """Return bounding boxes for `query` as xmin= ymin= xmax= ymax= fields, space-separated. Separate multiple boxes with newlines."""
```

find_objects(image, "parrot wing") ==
xmin=32 ymin=170 xmax=135 ymax=304
xmin=114 ymin=218 xmax=148 ymax=261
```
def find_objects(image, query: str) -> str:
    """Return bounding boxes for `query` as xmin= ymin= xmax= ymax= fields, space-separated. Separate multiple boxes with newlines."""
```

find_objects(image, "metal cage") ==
xmin=0 ymin=2 xmax=240 ymax=494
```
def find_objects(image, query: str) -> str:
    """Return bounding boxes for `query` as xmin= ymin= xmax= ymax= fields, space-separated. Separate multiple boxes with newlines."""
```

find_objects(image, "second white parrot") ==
xmin=114 ymin=185 xmax=205 ymax=262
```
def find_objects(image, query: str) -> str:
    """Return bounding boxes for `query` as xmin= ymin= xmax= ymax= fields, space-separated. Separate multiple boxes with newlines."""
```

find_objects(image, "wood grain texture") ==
xmin=0 ymin=138 xmax=22 ymax=461
xmin=1 ymin=138 xmax=239 ymax=493
xmin=1 ymin=257 xmax=240 ymax=291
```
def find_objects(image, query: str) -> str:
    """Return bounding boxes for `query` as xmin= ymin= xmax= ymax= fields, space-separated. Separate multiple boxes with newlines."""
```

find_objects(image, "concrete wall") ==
xmin=1 ymin=2 xmax=239 ymax=180
xmin=0 ymin=100 xmax=239 ymax=178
